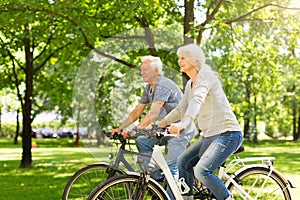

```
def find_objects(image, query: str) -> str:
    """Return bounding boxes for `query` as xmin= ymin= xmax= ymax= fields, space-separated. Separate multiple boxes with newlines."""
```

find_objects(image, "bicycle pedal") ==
xmin=177 ymin=177 xmax=190 ymax=194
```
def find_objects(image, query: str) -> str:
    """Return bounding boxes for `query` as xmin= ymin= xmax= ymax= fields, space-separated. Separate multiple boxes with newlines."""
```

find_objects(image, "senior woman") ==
xmin=158 ymin=44 xmax=242 ymax=200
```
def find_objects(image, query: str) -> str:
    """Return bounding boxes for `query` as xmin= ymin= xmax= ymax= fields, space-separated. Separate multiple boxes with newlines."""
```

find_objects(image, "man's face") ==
xmin=140 ymin=60 xmax=157 ymax=83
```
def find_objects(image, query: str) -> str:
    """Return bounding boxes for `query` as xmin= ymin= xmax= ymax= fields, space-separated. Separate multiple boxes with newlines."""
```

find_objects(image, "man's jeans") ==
xmin=135 ymin=131 xmax=194 ymax=199
xmin=178 ymin=131 xmax=242 ymax=200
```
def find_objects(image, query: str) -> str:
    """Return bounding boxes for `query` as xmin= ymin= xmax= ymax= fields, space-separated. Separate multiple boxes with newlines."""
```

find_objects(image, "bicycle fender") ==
xmin=230 ymin=164 xmax=292 ymax=189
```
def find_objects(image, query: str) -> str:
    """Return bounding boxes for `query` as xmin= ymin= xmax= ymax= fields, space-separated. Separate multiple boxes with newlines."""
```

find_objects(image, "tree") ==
xmin=0 ymin=0 xmax=182 ymax=167
xmin=0 ymin=0 xmax=299 ymax=170
xmin=182 ymin=0 xmax=300 ymax=140
xmin=0 ymin=1 xmax=78 ymax=167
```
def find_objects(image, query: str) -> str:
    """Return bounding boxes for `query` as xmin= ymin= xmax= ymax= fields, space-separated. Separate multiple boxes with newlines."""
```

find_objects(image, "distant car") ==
xmin=38 ymin=128 xmax=55 ymax=138
xmin=73 ymin=127 xmax=88 ymax=138
xmin=57 ymin=128 xmax=74 ymax=138
xmin=31 ymin=128 xmax=37 ymax=138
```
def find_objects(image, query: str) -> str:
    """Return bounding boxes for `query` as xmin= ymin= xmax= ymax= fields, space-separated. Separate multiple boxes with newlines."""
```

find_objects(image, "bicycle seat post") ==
xmin=156 ymin=133 xmax=163 ymax=145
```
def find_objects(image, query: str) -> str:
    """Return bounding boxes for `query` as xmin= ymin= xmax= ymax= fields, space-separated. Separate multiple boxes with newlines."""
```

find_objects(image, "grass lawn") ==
xmin=0 ymin=137 xmax=299 ymax=200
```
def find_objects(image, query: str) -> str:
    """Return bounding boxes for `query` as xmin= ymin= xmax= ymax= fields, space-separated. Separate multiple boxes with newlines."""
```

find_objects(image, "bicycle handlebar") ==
xmin=127 ymin=125 xmax=177 ymax=138
xmin=109 ymin=125 xmax=175 ymax=141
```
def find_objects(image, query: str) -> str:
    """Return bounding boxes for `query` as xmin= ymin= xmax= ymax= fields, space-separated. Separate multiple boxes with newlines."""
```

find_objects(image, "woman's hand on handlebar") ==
xmin=157 ymin=119 xmax=169 ymax=128
xmin=168 ymin=123 xmax=181 ymax=136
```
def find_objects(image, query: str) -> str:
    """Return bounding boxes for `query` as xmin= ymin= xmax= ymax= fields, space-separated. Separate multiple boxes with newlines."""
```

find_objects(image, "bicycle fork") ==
xmin=133 ymin=172 xmax=151 ymax=200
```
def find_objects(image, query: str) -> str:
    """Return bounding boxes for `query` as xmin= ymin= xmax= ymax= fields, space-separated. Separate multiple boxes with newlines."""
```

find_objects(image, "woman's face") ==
xmin=178 ymin=55 xmax=194 ymax=73
xmin=140 ymin=60 xmax=157 ymax=83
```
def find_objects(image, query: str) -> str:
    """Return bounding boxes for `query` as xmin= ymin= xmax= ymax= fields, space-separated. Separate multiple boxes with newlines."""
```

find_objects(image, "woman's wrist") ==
xmin=158 ymin=119 xmax=169 ymax=127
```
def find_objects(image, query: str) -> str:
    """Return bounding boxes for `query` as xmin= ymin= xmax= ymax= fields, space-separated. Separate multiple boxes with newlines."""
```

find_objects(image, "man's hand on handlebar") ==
xmin=121 ymin=128 xmax=136 ymax=139
xmin=111 ymin=127 xmax=136 ymax=139
xmin=111 ymin=127 xmax=122 ymax=138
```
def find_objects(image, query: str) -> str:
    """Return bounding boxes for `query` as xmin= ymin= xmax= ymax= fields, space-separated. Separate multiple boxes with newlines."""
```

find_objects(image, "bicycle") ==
xmin=62 ymin=127 xmax=183 ymax=200
xmin=87 ymin=127 xmax=294 ymax=200
xmin=62 ymin=132 xmax=147 ymax=200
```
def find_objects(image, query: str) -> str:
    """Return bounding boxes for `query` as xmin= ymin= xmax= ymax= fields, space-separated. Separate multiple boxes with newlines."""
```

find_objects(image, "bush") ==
xmin=0 ymin=122 xmax=17 ymax=137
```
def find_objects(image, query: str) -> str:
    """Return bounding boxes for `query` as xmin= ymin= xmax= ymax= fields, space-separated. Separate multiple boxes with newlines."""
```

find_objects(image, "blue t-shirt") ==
xmin=140 ymin=75 xmax=183 ymax=120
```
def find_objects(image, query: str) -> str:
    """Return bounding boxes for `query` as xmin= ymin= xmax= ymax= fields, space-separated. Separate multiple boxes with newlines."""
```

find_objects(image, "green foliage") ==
xmin=0 ymin=0 xmax=299 ymax=147
xmin=203 ymin=0 xmax=300 ymax=138
xmin=0 ymin=122 xmax=16 ymax=136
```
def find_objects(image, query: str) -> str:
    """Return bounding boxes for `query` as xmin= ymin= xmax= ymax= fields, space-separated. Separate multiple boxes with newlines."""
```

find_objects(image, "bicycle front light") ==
xmin=108 ymin=153 xmax=114 ymax=160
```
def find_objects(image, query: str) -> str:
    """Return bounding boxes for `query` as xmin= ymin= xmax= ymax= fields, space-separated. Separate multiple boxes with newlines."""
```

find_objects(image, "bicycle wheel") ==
xmin=228 ymin=166 xmax=291 ymax=200
xmin=87 ymin=174 xmax=170 ymax=200
xmin=62 ymin=164 xmax=123 ymax=200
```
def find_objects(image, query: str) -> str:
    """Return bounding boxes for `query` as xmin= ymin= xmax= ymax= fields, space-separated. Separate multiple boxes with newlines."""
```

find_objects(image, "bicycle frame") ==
xmin=149 ymin=144 xmax=290 ymax=200
xmin=220 ymin=156 xmax=275 ymax=200
xmin=149 ymin=144 xmax=184 ymax=200
xmin=86 ymin=128 xmax=292 ymax=200
xmin=110 ymin=147 xmax=139 ymax=172
xmin=106 ymin=136 xmax=153 ymax=177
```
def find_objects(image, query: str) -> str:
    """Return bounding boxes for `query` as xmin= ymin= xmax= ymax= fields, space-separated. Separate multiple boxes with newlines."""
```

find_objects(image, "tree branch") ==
xmin=196 ymin=0 xmax=226 ymax=44
xmin=135 ymin=15 xmax=157 ymax=56
xmin=225 ymin=4 xmax=300 ymax=24
xmin=1 ymin=7 xmax=139 ymax=68
xmin=33 ymin=26 xmax=55 ymax=62
xmin=33 ymin=42 xmax=72 ymax=74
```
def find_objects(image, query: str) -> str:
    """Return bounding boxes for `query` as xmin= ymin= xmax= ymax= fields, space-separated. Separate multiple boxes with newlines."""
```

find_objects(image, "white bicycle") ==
xmin=87 ymin=127 xmax=293 ymax=200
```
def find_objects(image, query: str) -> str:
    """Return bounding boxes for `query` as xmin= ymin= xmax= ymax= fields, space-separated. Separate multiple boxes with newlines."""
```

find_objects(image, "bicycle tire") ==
xmin=87 ymin=174 xmax=170 ymax=200
xmin=228 ymin=166 xmax=291 ymax=200
xmin=62 ymin=163 xmax=123 ymax=200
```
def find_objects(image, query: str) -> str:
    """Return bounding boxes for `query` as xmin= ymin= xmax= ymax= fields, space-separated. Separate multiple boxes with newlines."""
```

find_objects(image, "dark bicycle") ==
xmin=62 ymin=131 xmax=146 ymax=200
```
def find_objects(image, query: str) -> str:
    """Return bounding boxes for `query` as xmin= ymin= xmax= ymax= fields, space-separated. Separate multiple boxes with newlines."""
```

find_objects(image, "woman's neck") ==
xmin=186 ymin=68 xmax=199 ymax=87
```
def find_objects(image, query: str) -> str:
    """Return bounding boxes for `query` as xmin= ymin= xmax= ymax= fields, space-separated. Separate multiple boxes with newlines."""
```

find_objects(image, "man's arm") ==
xmin=137 ymin=100 xmax=164 ymax=128
xmin=119 ymin=103 xmax=147 ymax=130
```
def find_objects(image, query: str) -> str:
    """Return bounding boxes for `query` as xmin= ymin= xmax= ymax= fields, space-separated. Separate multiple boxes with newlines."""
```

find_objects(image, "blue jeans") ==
xmin=135 ymin=131 xmax=194 ymax=199
xmin=178 ymin=131 xmax=242 ymax=200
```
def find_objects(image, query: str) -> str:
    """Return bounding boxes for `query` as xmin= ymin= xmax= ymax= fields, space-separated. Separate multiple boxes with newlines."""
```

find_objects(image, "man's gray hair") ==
xmin=141 ymin=55 xmax=163 ymax=75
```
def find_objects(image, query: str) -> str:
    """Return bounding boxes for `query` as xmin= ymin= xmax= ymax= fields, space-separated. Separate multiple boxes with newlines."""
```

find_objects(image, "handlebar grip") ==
xmin=110 ymin=132 xmax=121 ymax=139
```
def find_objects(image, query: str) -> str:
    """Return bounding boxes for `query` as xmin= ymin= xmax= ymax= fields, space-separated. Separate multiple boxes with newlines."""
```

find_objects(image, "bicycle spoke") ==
xmin=228 ymin=167 xmax=291 ymax=200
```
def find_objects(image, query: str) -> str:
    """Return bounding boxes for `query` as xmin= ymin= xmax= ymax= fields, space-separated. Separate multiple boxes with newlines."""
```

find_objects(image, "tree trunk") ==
xmin=13 ymin=109 xmax=20 ymax=144
xmin=253 ymin=96 xmax=258 ymax=143
xmin=296 ymin=107 xmax=300 ymax=141
xmin=292 ymin=96 xmax=297 ymax=141
xmin=182 ymin=0 xmax=195 ymax=88
xmin=74 ymin=110 xmax=80 ymax=146
xmin=243 ymin=82 xmax=251 ymax=139
xmin=96 ymin=128 xmax=105 ymax=146
xmin=75 ymin=128 xmax=80 ymax=146
xmin=20 ymin=24 xmax=33 ymax=168
xmin=184 ymin=0 xmax=194 ymax=45
xmin=0 ymin=107 xmax=2 ymax=137
xmin=243 ymin=118 xmax=250 ymax=139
